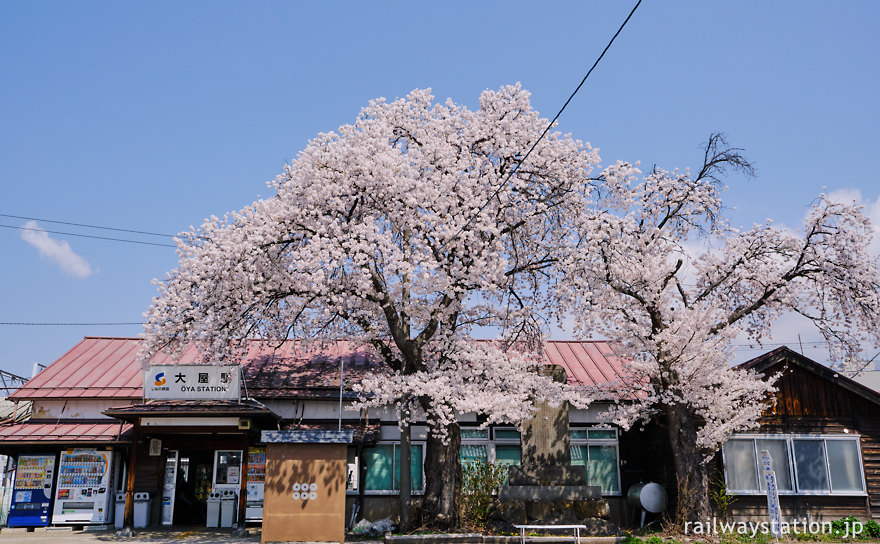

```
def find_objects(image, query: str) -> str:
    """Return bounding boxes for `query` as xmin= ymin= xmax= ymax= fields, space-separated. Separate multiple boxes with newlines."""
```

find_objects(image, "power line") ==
xmin=0 ymin=213 xmax=176 ymax=238
xmin=441 ymin=0 xmax=642 ymax=249
xmin=0 ymin=322 xmax=142 ymax=326
xmin=1 ymin=224 xmax=177 ymax=248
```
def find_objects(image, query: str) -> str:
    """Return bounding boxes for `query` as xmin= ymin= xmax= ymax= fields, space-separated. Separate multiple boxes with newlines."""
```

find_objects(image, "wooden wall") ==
xmin=724 ymin=358 xmax=880 ymax=521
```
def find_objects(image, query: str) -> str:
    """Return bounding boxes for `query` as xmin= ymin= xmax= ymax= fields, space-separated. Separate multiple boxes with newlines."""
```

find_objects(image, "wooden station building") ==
xmin=0 ymin=336 xmax=629 ymax=529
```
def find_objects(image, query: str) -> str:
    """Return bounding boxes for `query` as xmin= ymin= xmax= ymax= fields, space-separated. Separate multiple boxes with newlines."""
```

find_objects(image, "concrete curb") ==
xmin=384 ymin=535 xmax=623 ymax=544
xmin=386 ymin=535 xmax=483 ymax=544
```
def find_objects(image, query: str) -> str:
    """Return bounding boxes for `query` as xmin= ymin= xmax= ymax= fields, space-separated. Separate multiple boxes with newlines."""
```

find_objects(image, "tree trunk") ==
xmin=664 ymin=403 xmax=712 ymax=526
xmin=422 ymin=422 xmax=461 ymax=530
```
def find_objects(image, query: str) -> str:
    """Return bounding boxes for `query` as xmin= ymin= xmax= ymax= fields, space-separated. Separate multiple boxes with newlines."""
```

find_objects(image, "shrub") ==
xmin=709 ymin=473 xmax=736 ymax=521
xmin=459 ymin=459 xmax=508 ymax=528
xmin=863 ymin=519 xmax=880 ymax=539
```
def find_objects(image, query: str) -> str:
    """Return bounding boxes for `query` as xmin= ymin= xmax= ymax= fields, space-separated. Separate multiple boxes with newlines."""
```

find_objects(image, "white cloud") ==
xmin=20 ymin=221 xmax=94 ymax=278
xmin=825 ymin=188 xmax=880 ymax=256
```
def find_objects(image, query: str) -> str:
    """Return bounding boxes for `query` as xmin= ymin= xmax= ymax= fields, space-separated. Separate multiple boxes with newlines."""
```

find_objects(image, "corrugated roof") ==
xmin=11 ymin=337 xmax=143 ymax=400
xmin=10 ymin=337 xmax=627 ymax=401
xmin=0 ymin=421 xmax=133 ymax=445
xmin=544 ymin=340 xmax=628 ymax=387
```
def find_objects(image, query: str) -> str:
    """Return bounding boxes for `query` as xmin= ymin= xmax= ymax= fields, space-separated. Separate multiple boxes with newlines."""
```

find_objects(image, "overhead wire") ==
xmin=2 ymin=2 xmax=644 ymax=254
xmin=440 ymin=0 xmax=643 ymax=249
xmin=0 ymin=213 xmax=176 ymax=238
xmin=0 ymin=223 xmax=177 ymax=248
xmin=0 ymin=322 xmax=143 ymax=326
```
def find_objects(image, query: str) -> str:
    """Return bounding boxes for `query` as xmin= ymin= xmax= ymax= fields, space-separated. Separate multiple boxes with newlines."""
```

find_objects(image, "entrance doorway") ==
xmin=163 ymin=450 xmax=214 ymax=525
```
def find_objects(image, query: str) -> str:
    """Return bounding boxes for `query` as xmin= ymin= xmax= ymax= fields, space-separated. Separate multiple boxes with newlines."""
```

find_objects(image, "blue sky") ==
xmin=1 ymin=1 xmax=878 ymax=378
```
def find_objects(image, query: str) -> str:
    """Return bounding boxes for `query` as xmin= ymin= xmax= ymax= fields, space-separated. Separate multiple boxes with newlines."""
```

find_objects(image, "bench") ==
xmin=513 ymin=524 xmax=588 ymax=544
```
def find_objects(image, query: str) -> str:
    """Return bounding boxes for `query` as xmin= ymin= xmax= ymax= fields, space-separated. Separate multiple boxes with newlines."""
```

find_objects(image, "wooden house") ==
xmin=720 ymin=347 xmax=880 ymax=521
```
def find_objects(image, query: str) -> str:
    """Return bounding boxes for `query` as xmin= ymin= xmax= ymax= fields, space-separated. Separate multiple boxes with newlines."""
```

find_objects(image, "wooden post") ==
xmin=124 ymin=425 xmax=139 ymax=527
xmin=400 ymin=416 xmax=411 ymax=529
xmin=238 ymin=434 xmax=248 ymax=526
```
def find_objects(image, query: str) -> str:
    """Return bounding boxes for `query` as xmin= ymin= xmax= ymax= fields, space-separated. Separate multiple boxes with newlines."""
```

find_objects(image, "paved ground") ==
xmin=0 ymin=527 xmax=263 ymax=544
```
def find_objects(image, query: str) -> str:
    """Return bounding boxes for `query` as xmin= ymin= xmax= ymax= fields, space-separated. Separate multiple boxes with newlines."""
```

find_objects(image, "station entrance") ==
xmin=160 ymin=449 xmax=214 ymax=525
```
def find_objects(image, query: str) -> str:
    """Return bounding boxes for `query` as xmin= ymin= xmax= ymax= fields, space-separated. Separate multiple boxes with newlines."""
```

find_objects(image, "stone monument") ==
xmin=490 ymin=365 xmax=615 ymax=533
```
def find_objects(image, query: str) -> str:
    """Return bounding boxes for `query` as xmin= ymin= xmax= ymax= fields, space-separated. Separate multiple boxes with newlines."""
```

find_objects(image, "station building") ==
xmin=0 ymin=336 xmax=628 ymax=529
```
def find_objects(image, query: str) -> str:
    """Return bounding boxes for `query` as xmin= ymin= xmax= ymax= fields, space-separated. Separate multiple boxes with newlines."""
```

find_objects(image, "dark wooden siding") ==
xmin=729 ymin=496 xmax=868 ymax=522
xmin=764 ymin=361 xmax=880 ymax=419
xmin=725 ymin=359 xmax=880 ymax=521
xmin=861 ymin=419 xmax=880 ymax=519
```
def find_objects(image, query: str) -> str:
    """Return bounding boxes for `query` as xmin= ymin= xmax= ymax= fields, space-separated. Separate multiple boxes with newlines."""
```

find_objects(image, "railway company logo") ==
xmin=154 ymin=373 xmax=166 ymax=387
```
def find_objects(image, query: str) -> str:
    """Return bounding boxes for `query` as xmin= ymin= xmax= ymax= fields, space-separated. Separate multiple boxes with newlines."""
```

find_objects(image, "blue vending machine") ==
xmin=8 ymin=454 xmax=56 ymax=527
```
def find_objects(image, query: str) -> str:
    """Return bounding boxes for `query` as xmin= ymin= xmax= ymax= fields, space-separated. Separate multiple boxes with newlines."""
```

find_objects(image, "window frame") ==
xmin=569 ymin=425 xmax=622 ymax=496
xmin=460 ymin=425 xmax=521 ymax=465
xmin=350 ymin=441 xmax=427 ymax=496
xmin=722 ymin=433 xmax=866 ymax=497
xmin=492 ymin=426 xmax=522 ymax=443
xmin=457 ymin=424 xmax=622 ymax=496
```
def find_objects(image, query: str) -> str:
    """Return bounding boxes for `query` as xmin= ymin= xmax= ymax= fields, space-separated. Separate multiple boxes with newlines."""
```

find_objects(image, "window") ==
xmin=460 ymin=426 xmax=521 ymax=484
xmin=493 ymin=428 xmax=521 ymax=441
xmin=459 ymin=444 xmax=488 ymax=464
xmin=457 ymin=425 xmax=621 ymax=494
xmin=213 ymin=450 xmax=242 ymax=485
xmin=569 ymin=427 xmax=620 ymax=495
xmin=461 ymin=428 xmax=489 ymax=440
xmin=362 ymin=443 xmax=424 ymax=493
xmin=722 ymin=435 xmax=865 ymax=495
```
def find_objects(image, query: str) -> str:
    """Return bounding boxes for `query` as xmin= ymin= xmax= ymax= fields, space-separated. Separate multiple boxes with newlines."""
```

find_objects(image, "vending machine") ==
xmin=8 ymin=454 xmax=55 ymax=527
xmin=244 ymin=447 xmax=265 ymax=521
xmin=52 ymin=449 xmax=114 ymax=525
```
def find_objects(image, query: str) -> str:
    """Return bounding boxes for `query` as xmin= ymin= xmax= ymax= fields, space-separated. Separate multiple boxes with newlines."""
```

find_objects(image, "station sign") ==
xmin=144 ymin=365 xmax=241 ymax=400
xmin=760 ymin=449 xmax=782 ymax=538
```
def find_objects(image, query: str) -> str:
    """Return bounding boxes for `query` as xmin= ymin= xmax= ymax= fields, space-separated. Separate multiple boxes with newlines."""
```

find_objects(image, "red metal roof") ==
xmin=544 ymin=340 xmax=628 ymax=387
xmin=0 ymin=421 xmax=133 ymax=444
xmin=10 ymin=337 xmax=144 ymax=400
xmin=10 ymin=337 xmax=627 ymax=401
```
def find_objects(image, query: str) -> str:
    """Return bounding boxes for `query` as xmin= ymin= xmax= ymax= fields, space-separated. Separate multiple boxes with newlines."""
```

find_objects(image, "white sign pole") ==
xmin=760 ymin=449 xmax=782 ymax=540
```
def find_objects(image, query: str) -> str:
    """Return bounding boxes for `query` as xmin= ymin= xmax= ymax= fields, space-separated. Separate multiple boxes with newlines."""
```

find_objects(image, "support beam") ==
xmin=238 ymin=434 xmax=249 ymax=526
xmin=124 ymin=424 xmax=139 ymax=528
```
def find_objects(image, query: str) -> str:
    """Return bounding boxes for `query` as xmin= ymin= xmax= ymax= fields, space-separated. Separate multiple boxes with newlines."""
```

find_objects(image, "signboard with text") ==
xmin=144 ymin=365 xmax=241 ymax=400
xmin=760 ymin=449 xmax=782 ymax=538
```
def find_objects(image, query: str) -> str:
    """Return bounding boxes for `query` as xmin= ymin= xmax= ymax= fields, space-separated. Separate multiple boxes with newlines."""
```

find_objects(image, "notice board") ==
xmin=262 ymin=442 xmax=347 ymax=544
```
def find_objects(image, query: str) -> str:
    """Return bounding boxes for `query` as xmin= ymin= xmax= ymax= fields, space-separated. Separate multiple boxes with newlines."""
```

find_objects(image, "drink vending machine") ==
xmin=245 ymin=447 xmax=265 ymax=521
xmin=8 ymin=454 xmax=56 ymax=527
xmin=52 ymin=449 xmax=114 ymax=525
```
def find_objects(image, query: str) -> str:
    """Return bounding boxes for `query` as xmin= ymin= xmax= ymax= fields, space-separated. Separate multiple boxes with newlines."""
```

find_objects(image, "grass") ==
xmin=620 ymin=516 xmax=880 ymax=544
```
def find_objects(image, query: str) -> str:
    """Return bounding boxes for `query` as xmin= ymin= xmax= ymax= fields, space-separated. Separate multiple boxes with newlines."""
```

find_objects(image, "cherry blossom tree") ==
xmin=560 ymin=134 xmax=880 ymax=522
xmin=140 ymin=85 xmax=599 ymax=528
